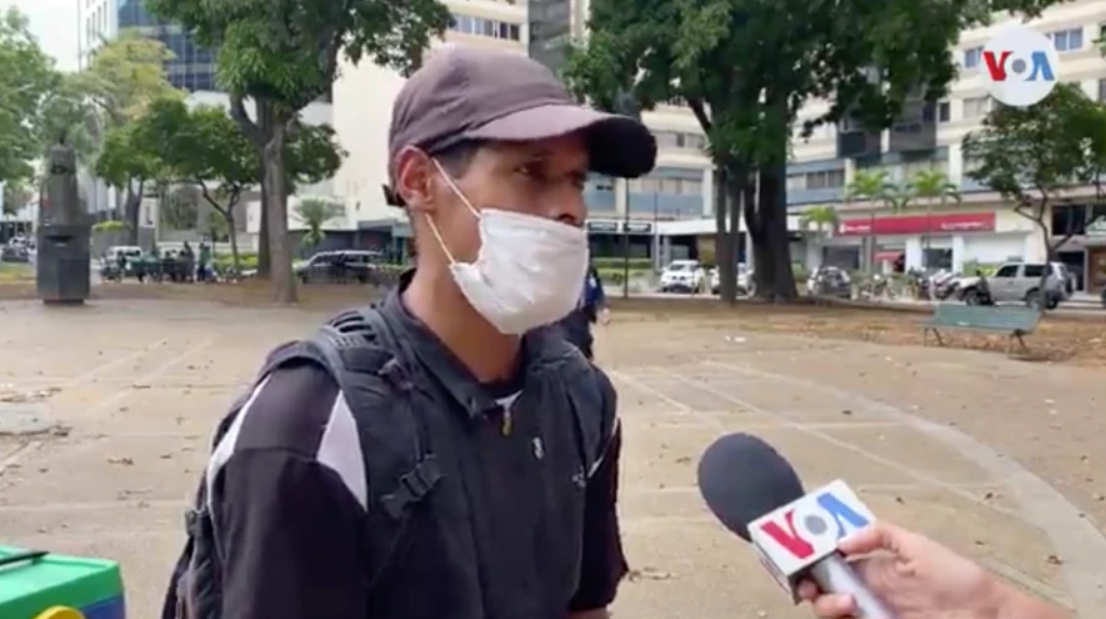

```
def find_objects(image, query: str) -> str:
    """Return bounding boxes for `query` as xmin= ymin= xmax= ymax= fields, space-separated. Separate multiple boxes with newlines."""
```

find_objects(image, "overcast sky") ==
xmin=3 ymin=0 xmax=79 ymax=72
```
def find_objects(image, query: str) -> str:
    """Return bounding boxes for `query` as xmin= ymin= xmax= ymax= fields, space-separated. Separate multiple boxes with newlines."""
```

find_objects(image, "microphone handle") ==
xmin=809 ymin=554 xmax=898 ymax=619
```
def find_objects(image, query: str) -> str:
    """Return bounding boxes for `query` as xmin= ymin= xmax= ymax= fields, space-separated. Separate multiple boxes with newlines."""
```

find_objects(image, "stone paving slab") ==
xmin=0 ymin=299 xmax=1101 ymax=619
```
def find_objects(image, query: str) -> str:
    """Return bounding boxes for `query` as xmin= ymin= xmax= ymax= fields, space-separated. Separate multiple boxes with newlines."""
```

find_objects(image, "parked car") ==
xmin=1 ymin=244 xmax=30 ymax=262
xmin=659 ymin=260 xmax=706 ymax=293
xmin=806 ymin=266 xmax=852 ymax=298
xmin=955 ymin=261 xmax=1069 ymax=309
xmin=295 ymin=250 xmax=383 ymax=284
xmin=709 ymin=264 xmax=752 ymax=295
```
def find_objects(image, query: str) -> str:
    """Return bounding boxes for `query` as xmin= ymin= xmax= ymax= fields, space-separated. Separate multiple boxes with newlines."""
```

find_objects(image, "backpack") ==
xmin=160 ymin=304 xmax=611 ymax=619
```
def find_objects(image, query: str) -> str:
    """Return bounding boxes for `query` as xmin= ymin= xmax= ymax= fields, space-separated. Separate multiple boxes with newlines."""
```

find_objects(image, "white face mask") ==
xmin=424 ymin=160 xmax=590 ymax=335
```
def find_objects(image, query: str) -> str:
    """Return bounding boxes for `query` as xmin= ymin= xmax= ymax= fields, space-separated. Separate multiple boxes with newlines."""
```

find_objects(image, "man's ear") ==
xmin=395 ymin=147 xmax=436 ymax=214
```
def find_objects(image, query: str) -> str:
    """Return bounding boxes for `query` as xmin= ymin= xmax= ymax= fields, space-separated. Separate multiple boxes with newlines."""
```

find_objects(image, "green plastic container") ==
xmin=0 ymin=546 xmax=125 ymax=619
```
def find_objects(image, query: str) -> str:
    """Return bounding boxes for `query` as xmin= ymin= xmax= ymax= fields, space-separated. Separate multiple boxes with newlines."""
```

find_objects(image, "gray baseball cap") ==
xmin=385 ymin=47 xmax=657 ymax=205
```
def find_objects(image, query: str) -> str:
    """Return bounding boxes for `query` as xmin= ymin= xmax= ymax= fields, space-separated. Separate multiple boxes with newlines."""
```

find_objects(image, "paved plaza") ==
xmin=0 ymin=298 xmax=1104 ymax=619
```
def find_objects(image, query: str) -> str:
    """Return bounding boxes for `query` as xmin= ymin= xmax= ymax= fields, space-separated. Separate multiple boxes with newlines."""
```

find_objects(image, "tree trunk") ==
xmin=227 ymin=211 xmax=241 ymax=275
xmin=255 ymin=101 xmax=273 ymax=279
xmin=264 ymin=122 xmax=296 ymax=303
xmin=123 ymin=182 xmax=142 ymax=246
xmin=713 ymin=167 xmax=736 ymax=303
xmin=754 ymin=159 xmax=798 ymax=300
xmin=257 ymin=175 xmax=270 ymax=277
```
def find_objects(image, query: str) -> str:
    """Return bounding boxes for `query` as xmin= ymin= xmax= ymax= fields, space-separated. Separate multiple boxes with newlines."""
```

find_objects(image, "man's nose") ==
xmin=549 ymin=190 xmax=587 ymax=227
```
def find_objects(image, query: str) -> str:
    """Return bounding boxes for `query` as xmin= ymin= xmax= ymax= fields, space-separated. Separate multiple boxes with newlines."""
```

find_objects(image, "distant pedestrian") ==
xmin=556 ymin=263 xmax=609 ymax=359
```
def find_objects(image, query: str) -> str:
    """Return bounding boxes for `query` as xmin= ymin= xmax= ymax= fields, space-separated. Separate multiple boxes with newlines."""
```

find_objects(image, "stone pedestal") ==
xmin=36 ymin=143 xmax=90 ymax=305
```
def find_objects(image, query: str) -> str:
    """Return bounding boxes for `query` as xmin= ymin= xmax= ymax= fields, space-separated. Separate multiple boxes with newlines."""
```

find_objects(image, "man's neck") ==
xmin=402 ymin=268 xmax=521 ymax=383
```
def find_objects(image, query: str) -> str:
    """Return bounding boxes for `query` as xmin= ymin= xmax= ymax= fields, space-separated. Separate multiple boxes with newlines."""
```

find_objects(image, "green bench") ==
xmin=922 ymin=304 xmax=1041 ymax=355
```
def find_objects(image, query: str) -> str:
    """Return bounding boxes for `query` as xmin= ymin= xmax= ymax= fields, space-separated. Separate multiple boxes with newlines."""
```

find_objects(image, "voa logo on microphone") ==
xmin=749 ymin=480 xmax=875 ymax=577
xmin=981 ymin=25 xmax=1059 ymax=107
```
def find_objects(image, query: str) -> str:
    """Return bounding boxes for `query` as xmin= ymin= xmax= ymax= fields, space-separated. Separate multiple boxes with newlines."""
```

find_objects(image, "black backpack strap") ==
xmin=311 ymin=305 xmax=442 ymax=590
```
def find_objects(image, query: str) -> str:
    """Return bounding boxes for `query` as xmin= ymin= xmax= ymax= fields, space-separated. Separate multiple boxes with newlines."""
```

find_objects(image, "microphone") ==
xmin=697 ymin=433 xmax=897 ymax=619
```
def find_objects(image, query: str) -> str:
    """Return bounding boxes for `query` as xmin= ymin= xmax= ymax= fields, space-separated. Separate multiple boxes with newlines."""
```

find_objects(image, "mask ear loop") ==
xmin=425 ymin=158 xmax=481 ymax=265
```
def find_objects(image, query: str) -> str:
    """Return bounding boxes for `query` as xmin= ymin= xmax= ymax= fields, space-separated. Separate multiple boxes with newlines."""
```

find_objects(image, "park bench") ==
xmin=922 ymin=304 xmax=1041 ymax=356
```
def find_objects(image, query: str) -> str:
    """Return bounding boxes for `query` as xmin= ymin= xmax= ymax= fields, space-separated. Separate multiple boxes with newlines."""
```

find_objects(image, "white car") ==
xmin=710 ymin=264 xmax=751 ymax=295
xmin=659 ymin=260 xmax=706 ymax=292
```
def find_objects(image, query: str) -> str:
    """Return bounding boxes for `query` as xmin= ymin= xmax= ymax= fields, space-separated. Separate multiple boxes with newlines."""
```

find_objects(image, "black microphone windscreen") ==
xmin=697 ymin=433 xmax=806 ymax=541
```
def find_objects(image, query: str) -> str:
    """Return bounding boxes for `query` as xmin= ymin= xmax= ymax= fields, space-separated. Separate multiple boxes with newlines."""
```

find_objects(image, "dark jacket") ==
xmin=557 ymin=266 xmax=606 ymax=358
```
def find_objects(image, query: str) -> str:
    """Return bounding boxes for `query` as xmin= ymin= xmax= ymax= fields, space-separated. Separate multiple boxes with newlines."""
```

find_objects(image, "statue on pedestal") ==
xmin=36 ymin=138 xmax=91 ymax=305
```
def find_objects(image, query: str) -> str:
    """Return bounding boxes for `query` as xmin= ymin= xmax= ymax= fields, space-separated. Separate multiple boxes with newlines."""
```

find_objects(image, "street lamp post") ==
xmin=613 ymin=89 xmax=641 ymax=300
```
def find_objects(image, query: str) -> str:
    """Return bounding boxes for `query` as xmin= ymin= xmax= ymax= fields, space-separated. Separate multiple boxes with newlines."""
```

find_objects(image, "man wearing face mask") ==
xmin=161 ymin=46 xmax=657 ymax=619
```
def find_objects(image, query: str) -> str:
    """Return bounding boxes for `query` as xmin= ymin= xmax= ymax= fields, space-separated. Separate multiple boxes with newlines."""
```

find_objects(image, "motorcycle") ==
xmin=930 ymin=270 xmax=960 ymax=301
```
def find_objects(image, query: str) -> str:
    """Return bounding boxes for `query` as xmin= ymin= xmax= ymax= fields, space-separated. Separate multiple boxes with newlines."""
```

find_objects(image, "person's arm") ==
xmin=567 ymin=424 xmax=627 ymax=619
xmin=216 ymin=448 xmax=369 ymax=619
xmin=986 ymin=580 xmax=1070 ymax=619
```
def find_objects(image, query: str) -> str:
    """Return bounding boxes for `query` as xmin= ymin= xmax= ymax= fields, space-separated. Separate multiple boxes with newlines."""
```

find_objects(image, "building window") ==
xmin=786 ymin=174 xmax=806 ymax=191
xmin=1050 ymin=27 xmax=1083 ymax=52
xmin=963 ymin=96 xmax=991 ymax=118
xmin=629 ymin=171 xmax=704 ymax=195
xmin=938 ymin=101 xmax=950 ymax=122
xmin=963 ymin=46 xmax=983 ymax=69
xmin=805 ymin=169 xmax=845 ymax=189
xmin=679 ymin=177 xmax=702 ymax=195
xmin=450 ymin=13 xmax=521 ymax=40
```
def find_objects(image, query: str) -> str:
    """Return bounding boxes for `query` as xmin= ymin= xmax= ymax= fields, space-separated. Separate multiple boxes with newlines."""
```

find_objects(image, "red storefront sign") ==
xmin=838 ymin=212 xmax=995 ymax=236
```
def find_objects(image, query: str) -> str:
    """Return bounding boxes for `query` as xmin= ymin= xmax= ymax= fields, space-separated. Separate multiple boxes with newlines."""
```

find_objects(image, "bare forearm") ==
xmin=985 ymin=579 xmax=1069 ymax=619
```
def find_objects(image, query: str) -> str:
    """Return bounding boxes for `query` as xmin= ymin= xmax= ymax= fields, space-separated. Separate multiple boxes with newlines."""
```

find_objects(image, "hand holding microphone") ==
xmin=697 ymin=433 xmax=1069 ymax=619
xmin=800 ymin=521 xmax=1070 ymax=619
xmin=697 ymin=433 xmax=896 ymax=618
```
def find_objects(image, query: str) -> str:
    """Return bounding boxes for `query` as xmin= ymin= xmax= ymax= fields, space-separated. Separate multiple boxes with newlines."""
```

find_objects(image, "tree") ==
xmin=75 ymin=32 xmax=181 ymax=241
xmin=846 ymin=170 xmax=895 ymax=272
xmin=908 ymin=169 xmax=960 ymax=270
xmin=798 ymin=205 xmax=839 ymax=268
xmin=963 ymin=84 xmax=1106 ymax=307
xmin=2 ymin=179 xmax=32 ymax=217
xmin=0 ymin=7 xmax=57 ymax=185
xmin=566 ymin=0 xmax=1061 ymax=301
xmin=294 ymin=198 xmax=346 ymax=249
xmin=147 ymin=0 xmax=452 ymax=303
xmin=36 ymin=72 xmax=102 ymax=163
xmin=94 ymin=121 xmax=168 ymax=242
xmin=138 ymin=98 xmax=345 ymax=273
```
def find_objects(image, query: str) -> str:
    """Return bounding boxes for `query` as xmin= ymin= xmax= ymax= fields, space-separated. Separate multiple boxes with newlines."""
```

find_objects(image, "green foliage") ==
xmin=286 ymin=124 xmax=346 ymax=191
xmin=908 ymin=169 xmax=960 ymax=205
xmin=214 ymin=251 xmax=258 ymax=271
xmin=963 ymin=84 xmax=1106 ymax=223
xmin=2 ymin=179 xmax=31 ymax=216
xmin=847 ymin=170 xmax=895 ymax=205
xmin=92 ymin=220 xmax=128 ymax=232
xmin=0 ymin=7 xmax=59 ymax=183
xmin=94 ymin=120 xmax=165 ymax=189
xmin=147 ymin=0 xmax=451 ymax=111
xmin=294 ymin=198 xmax=346 ymax=248
xmin=37 ymin=72 xmax=101 ymax=161
xmin=592 ymin=257 xmax=654 ymax=270
xmin=72 ymin=30 xmax=180 ymax=128
xmin=799 ymin=205 xmax=839 ymax=233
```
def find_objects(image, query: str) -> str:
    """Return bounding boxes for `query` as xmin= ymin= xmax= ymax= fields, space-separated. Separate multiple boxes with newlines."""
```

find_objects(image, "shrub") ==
xmin=592 ymin=257 xmax=654 ymax=271
xmin=92 ymin=220 xmax=128 ymax=233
